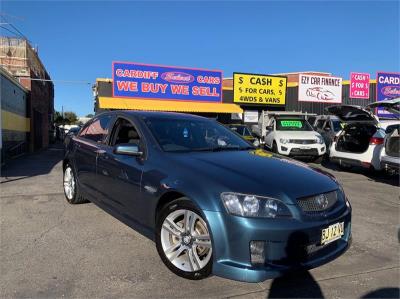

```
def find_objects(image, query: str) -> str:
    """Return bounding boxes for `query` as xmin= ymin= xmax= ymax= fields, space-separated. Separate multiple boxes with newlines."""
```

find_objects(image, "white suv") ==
xmin=261 ymin=116 xmax=326 ymax=161
xmin=327 ymin=98 xmax=400 ymax=170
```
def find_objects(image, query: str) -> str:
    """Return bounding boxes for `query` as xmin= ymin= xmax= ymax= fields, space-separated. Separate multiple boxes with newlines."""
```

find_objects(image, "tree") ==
xmin=54 ymin=111 xmax=64 ymax=125
xmin=63 ymin=111 xmax=78 ymax=124
xmin=85 ymin=113 xmax=94 ymax=118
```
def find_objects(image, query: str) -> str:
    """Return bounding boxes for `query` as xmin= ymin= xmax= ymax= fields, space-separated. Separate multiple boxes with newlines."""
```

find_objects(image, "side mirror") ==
xmin=266 ymin=125 xmax=273 ymax=131
xmin=114 ymin=144 xmax=143 ymax=156
xmin=324 ymin=127 xmax=331 ymax=132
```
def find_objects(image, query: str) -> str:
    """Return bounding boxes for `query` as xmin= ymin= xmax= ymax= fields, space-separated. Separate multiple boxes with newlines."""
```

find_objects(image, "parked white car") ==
xmin=380 ymin=126 xmax=400 ymax=173
xmin=369 ymin=98 xmax=400 ymax=173
xmin=255 ymin=112 xmax=326 ymax=161
xmin=327 ymin=99 xmax=400 ymax=170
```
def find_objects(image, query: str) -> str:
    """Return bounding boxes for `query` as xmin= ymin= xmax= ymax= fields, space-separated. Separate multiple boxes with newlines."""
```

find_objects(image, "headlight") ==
xmin=221 ymin=193 xmax=292 ymax=218
xmin=280 ymin=138 xmax=289 ymax=144
xmin=316 ymin=136 xmax=324 ymax=144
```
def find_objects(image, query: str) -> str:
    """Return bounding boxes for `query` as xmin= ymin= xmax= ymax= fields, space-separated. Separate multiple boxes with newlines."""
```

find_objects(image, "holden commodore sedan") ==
xmin=63 ymin=111 xmax=351 ymax=282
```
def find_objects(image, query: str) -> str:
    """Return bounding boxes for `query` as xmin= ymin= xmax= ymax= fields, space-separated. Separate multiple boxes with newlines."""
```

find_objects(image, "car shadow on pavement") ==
xmin=0 ymin=143 xmax=64 ymax=183
xmin=361 ymin=287 xmax=400 ymax=298
xmin=320 ymin=160 xmax=399 ymax=187
xmin=267 ymin=270 xmax=324 ymax=299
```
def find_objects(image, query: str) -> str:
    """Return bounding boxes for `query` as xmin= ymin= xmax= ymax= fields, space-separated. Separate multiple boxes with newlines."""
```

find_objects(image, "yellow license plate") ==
xmin=321 ymin=222 xmax=344 ymax=245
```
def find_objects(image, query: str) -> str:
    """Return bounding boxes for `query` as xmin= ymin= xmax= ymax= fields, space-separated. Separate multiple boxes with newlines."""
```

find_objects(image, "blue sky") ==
xmin=2 ymin=1 xmax=399 ymax=116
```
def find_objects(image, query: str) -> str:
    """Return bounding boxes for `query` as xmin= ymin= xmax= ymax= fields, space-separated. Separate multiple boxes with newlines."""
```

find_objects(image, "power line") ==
xmin=0 ymin=14 xmax=29 ymax=40
xmin=0 ymin=25 xmax=21 ymax=36
xmin=25 ymin=78 xmax=93 ymax=85
xmin=7 ymin=23 xmax=28 ymax=40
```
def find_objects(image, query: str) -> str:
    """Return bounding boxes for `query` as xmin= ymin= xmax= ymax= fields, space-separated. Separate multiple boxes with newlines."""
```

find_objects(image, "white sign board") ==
xmin=298 ymin=74 xmax=342 ymax=103
xmin=244 ymin=111 xmax=259 ymax=123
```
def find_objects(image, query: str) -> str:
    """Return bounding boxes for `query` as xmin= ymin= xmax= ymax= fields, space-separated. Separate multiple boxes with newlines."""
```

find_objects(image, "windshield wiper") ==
xmin=191 ymin=145 xmax=255 ymax=152
xmin=211 ymin=145 xmax=241 ymax=151
xmin=238 ymin=146 xmax=256 ymax=151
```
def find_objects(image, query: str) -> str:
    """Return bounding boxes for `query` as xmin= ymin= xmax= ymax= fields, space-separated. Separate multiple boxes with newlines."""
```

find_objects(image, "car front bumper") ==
xmin=204 ymin=206 xmax=351 ymax=282
xmin=277 ymin=143 xmax=326 ymax=157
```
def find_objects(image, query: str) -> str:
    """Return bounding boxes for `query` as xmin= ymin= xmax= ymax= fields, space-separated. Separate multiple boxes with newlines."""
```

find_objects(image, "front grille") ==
xmin=290 ymin=139 xmax=317 ymax=145
xmin=290 ymin=148 xmax=318 ymax=156
xmin=297 ymin=190 xmax=338 ymax=213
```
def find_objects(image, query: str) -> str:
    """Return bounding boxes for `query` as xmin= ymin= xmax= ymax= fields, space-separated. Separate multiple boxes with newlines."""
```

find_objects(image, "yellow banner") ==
xmin=233 ymin=73 xmax=287 ymax=105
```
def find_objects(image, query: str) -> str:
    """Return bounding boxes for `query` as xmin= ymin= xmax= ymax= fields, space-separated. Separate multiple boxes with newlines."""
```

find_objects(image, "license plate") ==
xmin=300 ymin=146 xmax=311 ymax=150
xmin=321 ymin=222 xmax=344 ymax=245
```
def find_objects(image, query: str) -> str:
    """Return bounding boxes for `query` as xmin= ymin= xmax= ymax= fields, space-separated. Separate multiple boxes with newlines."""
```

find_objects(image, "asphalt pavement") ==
xmin=1 ymin=145 xmax=399 ymax=298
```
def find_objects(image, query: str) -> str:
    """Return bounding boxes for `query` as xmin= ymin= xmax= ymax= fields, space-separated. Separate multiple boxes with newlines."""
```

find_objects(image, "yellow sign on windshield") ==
xmin=233 ymin=73 xmax=287 ymax=105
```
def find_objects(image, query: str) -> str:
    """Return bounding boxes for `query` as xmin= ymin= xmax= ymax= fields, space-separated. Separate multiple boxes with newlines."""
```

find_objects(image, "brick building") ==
xmin=0 ymin=37 xmax=54 ymax=153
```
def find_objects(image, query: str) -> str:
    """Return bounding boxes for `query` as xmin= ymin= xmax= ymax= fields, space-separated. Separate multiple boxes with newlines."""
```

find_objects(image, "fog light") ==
xmin=281 ymin=146 xmax=288 ymax=151
xmin=250 ymin=241 xmax=265 ymax=265
xmin=321 ymin=147 xmax=325 ymax=152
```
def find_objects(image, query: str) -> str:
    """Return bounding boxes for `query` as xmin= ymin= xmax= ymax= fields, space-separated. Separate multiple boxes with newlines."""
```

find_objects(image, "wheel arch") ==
xmin=155 ymin=190 xmax=187 ymax=221
xmin=63 ymin=158 xmax=69 ymax=171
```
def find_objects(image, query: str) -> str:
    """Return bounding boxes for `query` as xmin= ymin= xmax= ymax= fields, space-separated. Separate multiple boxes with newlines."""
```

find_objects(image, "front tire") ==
xmin=63 ymin=164 xmax=87 ymax=204
xmin=272 ymin=141 xmax=278 ymax=153
xmin=155 ymin=198 xmax=213 ymax=280
xmin=313 ymin=156 xmax=323 ymax=163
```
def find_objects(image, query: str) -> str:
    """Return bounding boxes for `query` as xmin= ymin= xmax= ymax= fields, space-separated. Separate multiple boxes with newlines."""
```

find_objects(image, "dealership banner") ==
xmin=112 ymin=62 xmax=222 ymax=102
xmin=298 ymin=74 xmax=342 ymax=103
xmin=233 ymin=73 xmax=287 ymax=105
xmin=350 ymin=72 xmax=370 ymax=99
xmin=376 ymin=72 xmax=400 ymax=118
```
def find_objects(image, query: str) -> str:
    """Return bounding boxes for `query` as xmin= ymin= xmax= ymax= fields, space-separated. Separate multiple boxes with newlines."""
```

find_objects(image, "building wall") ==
xmin=0 ymin=37 xmax=54 ymax=151
xmin=0 ymin=68 xmax=30 ymax=162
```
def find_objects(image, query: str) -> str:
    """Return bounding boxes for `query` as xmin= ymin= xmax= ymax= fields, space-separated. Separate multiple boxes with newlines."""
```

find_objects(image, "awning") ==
xmin=98 ymin=97 xmax=243 ymax=114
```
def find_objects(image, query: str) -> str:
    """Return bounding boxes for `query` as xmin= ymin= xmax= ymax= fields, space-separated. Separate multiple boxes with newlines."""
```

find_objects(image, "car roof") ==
xmin=97 ymin=110 xmax=208 ymax=121
xmin=316 ymin=115 xmax=341 ymax=121
xmin=275 ymin=116 xmax=305 ymax=119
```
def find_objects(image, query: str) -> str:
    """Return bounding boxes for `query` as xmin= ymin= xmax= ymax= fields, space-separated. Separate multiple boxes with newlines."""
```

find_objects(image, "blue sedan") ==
xmin=63 ymin=111 xmax=351 ymax=282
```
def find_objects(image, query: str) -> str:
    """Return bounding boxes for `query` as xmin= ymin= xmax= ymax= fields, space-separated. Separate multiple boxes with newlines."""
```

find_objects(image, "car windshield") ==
xmin=145 ymin=117 xmax=254 ymax=152
xmin=275 ymin=119 xmax=313 ymax=131
xmin=229 ymin=125 xmax=252 ymax=137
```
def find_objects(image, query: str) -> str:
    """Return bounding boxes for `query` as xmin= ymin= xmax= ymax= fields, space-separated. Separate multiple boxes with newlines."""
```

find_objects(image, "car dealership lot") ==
xmin=1 ymin=146 xmax=399 ymax=299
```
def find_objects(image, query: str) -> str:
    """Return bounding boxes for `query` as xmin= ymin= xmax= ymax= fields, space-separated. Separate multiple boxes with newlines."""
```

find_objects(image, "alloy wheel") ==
xmin=63 ymin=166 xmax=75 ymax=200
xmin=160 ymin=209 xmax=212 ymax=272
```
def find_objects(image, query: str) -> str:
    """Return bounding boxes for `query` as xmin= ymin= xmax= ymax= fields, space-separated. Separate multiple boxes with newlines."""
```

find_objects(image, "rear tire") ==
xmin=63 ymin=164 xmax=88 ymax=204
xmin=155 ymin=198 xmax=213 ymax=280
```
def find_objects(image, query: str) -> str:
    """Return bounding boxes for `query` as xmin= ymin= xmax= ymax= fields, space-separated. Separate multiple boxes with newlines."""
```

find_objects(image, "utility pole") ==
xmin=61 ymin=106 xmax=64 ymax=140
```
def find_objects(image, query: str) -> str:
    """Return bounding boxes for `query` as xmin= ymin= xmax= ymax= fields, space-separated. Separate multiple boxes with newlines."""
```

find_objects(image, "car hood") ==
xmin=275 ymin=131 xmax=321 ymax=139
xmin=167 ymin=149 xmax=338 ymax=204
